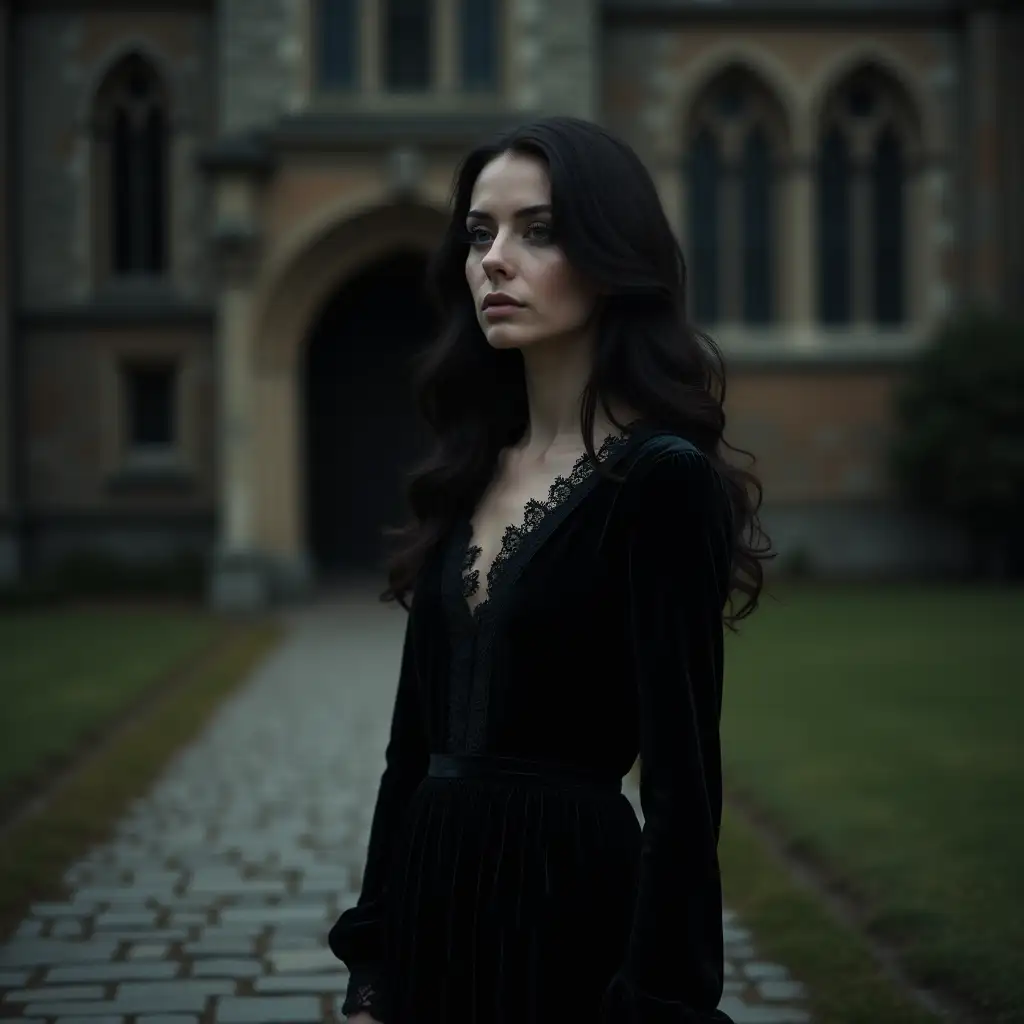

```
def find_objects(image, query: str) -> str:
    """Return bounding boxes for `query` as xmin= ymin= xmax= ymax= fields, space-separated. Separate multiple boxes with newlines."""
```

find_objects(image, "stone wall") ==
xmin=22 ymin=325 xmax=216 ymax=509
xmin=218 ymin=0 xmax=303 ymax=132
xmin=526 ymin=0 xmax=597 ymax=118
xmin=8 ymin=0 xmax=1001 ymax=589
xmin=16 ymin=8 xmax=215 ymax=307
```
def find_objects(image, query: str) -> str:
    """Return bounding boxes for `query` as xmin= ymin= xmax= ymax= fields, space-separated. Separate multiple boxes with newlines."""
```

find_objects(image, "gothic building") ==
xmin=0 ymin=0 xmax=1020 ymax=607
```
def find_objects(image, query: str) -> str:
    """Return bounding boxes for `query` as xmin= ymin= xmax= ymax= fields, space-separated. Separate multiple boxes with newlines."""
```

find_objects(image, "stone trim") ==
xmin=198 ymin=111 xmax=541 ymax=165
xmin=723 ymin=351 xmax=925 ymax=371
xmin=268 ymin=110 xmax=541 ymax=150
xmin=603 ymin=0 xmax=964 ymax=18
xmin=103 ymin=458 xmax=199 ymax=497
xmin=18 ymin=509 xmax=215 ymax=527
xmin=670 ymin=151 xmax=942 ymax=176
xmin=710 ymin=324 xmax=933 ymax=368
xmin=103 ymin=474 xmax=198 ymax=496
xmin=18 ymin=302 xmax=215 ymax=329
xmin=25 ymin=0 xmax=210 ymax=9
xmin=197 ymin=133 xmax=276 ymax=175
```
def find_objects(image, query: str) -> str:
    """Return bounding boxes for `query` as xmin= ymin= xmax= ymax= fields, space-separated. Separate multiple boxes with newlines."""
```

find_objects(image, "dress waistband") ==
xmin=427 ymin=753 xmax=622 ymax=793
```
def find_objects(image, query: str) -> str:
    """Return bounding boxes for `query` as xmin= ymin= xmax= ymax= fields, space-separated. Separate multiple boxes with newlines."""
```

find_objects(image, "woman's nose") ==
xmin=481 ymin=231 xmax=513 ymax=275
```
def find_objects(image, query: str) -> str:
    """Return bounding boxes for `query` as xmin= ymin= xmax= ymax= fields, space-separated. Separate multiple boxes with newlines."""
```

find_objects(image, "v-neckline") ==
xmin=450 ymin=421 xmax=652 ymax=629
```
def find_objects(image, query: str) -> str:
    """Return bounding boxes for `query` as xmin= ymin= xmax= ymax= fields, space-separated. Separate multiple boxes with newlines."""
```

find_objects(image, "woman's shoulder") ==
xmin=623 ymin=427 xmax=709 ymax=484
xmin=617 ymin=428 xmax=729 ymax=526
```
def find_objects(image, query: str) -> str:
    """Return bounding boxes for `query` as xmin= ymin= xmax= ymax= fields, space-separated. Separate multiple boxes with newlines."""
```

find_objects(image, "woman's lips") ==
xmin=483 ymin=303 xmax=523 ymax=319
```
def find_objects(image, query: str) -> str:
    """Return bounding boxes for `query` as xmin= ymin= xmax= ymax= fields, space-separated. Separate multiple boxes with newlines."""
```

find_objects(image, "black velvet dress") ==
xmin=329 ymin=422 xmax=737 ymax=1024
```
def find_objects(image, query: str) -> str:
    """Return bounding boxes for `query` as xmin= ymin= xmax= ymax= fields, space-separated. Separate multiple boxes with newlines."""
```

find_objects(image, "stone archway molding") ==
xmin=76 ymin=38 xmax=182 ymax=129
xmin=252 ymin=197 xmax=449 ymax=376
xmin=242 ymin=200 xmax=448 ymax=603
xmin=659 ymin=41 xmax=804 ymax=158
xmin=805 ymin=42 xmax=943 ymax=156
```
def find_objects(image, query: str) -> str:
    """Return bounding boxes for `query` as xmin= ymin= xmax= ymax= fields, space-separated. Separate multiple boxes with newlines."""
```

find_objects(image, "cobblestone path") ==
xmin=0 ymin=590 xmax=812 ymax=1023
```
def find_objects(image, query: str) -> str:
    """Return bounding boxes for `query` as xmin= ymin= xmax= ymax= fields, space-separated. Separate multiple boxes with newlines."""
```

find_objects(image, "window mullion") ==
xmin=437 ymin=0 xmax=455 ymax=93
xmin=129 ymin=108 xmax=149 ymax=273
xmin=722 ymin=166 xmax=743 ymax=322
xmin=851 ymin=161 xmax=872 ymax=323
xmin=363 ymin=0 xmax=380 ymax=93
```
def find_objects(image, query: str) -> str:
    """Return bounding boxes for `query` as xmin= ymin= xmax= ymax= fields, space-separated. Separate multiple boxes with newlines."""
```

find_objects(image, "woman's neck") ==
xmin=513 ymin=402 xmax=643 ymax=460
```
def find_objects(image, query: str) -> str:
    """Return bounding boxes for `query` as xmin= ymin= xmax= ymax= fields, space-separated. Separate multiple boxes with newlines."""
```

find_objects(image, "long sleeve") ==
xmin=329 ymin=599 xmax=430 ymax=1021
xmin=600 ymin=443 xmax=736 ymax=1024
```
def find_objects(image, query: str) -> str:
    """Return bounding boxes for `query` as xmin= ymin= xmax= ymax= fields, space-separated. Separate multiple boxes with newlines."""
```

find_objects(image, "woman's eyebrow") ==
xmin=466 ymin=204 xmax=552 ymax=221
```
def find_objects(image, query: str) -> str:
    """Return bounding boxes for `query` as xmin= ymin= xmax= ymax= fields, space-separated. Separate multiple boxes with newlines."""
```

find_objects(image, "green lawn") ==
xmin=722 ymin=583 xmax=1024 ymax=1023
xmin=0 ymin=616 xmax=281 ymax=938
xmin=0 ymin=607 xmax=221 ymax=811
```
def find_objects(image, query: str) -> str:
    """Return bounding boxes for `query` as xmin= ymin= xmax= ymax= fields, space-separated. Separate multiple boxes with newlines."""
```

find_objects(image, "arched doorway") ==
xmin=302 ymin=249 xmax=438 ymax=581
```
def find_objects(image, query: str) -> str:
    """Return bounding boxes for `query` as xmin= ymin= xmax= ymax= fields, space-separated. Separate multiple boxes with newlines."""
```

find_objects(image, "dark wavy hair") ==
xmin=380 ymin=115 xmax=774 ymax=630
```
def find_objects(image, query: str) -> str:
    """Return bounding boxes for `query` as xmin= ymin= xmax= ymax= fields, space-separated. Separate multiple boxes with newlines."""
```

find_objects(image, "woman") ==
xmin=329 ymin=115 xmax=772 ymax=1024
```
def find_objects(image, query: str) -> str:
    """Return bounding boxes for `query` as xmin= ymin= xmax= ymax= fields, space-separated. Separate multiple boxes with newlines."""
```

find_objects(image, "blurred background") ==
xmin=0 ymin=0 xmax=1021 ymax=609
xmin=1 ymin=4 xmax=1023 ymax=1023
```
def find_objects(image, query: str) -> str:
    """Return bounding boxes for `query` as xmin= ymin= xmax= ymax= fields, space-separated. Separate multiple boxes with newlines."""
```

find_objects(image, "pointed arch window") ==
xmin=742 ymin=127 xmax=773 ymax=324
xmin=818 ymin=127 xmax=852 ymax=324
xmin=684 ymin=66 xmax=789 ymax=327
xmin=815 ymin=65 xmax=918 ymax=326
xmin=93 ymin=54 xmax=169 ymax=282
xmin=689 ymin=129 xmax=720 ymax=324
xmin=873 ymin=127 xmax=905 ymax=325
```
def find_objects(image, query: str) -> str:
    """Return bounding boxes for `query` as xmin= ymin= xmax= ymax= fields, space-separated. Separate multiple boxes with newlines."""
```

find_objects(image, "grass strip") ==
xmin=628 ymin=760 xmax=940 ymax=1023
xmin=722 ymin=583 xmax=1024 ymax=1022
xmin=0 ymin=608 xmax=221 ymax=813
xmin=718 ymin=800 xmax=942 ymax=1024
xmin=0 ymin=619 xmax=283 ymax=941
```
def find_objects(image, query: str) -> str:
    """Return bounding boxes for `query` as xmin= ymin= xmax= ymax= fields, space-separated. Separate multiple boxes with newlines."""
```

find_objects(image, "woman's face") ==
xmin=464 ymin=150 xmax=598 ymax=352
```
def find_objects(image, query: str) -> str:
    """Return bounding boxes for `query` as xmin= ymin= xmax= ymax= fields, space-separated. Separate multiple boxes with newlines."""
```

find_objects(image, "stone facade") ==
xmin=0 ymin=0 xmax=1019 ymax=603
xmin=219 ymin=0 xmax=303 ymax=133
xmin=15 ymin=7 xmax=216 ymax=306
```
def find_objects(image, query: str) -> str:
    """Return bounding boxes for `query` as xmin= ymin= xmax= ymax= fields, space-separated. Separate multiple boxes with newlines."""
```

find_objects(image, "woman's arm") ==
xmin=329 ymin=601 xmax=429 ymax=1021
xmin=601 ymin=442 xmax=736 ymax=1023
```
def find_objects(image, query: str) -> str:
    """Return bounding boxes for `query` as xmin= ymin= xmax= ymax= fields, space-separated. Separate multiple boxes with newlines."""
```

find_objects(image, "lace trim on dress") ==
xmin=349 ymin=981 xmax=376 ymax=1010
xmin=462 ymin=541 xmax=482 ymax=599
xmin=461 ymin=430 xmax=630 ymax=616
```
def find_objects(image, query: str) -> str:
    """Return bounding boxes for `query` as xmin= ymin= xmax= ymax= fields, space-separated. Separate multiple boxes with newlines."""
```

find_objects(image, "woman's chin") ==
xmin=482 ymin=324 xmax=531 ymax=350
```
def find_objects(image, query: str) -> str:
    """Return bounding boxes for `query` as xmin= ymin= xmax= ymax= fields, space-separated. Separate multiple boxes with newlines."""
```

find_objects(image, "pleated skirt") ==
xmin=379 ymin=773 xmax=643 ymax=1024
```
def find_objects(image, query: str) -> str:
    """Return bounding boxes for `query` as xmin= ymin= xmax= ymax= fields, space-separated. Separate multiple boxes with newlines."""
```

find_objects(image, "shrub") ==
xmin=41 ymin=549 xmax=208 ymax=600
xmin=888 ymin=308 xmax=1024 ymax=578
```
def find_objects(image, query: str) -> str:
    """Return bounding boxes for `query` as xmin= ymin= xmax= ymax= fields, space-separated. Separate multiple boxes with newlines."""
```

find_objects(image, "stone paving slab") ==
xmin=0 ymin=592 xmax=813 ymax=1022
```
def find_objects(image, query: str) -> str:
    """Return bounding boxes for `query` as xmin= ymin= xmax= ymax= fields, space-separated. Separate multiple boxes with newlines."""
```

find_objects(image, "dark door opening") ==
xmin=303 ymin=249 xmax=437 ymax=582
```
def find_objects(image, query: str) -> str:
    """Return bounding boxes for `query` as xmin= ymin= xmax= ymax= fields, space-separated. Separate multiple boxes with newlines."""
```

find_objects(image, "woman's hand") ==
xmin=345 ymin=1013 xmax=383 ymax=1024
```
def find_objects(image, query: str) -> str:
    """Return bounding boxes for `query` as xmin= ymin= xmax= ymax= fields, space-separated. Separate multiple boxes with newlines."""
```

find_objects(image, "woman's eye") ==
xmin=464 ymin=222 xmax=553 ymax=246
